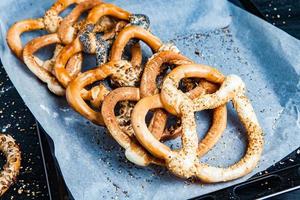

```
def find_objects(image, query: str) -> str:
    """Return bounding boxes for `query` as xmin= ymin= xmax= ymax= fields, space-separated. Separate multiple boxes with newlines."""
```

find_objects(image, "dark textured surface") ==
xmin=0 ymin=65 xmax=49 ymax=199
xmin=252 ymin=0 xmax=300 ymax=39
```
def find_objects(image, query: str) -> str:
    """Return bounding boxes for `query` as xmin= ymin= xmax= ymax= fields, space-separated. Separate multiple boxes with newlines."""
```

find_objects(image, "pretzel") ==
xmin=140 ymin=51 xmax=227 ymax=148
xmin=23 ymin=34 xmax=83 ymax=95
xmin=6 ymin=0 xmax=89 ymax=59
xmin=0 ymin=134 xmax=21 ymax=196
xmin=101 ymin=87 xmax=164 ymax=166
xmin=132 ymin=64 xmax=264 ymax=182
xmin=101 ymin=78 xmax=226 ymax=166
xmin=57 ymin=0 xmax=102 ymax=44
xmin=66 ymin=25 xmax=165 ymax=125
xmin=54 ymin=3 xmax=150 ymax=87
xmin=140 ymin=51 xmax=192 ymax=140
xmin=66 ymin=42 xmax=142 ymax=125
xmin=22 ymin=0 xmax=100 ymax=95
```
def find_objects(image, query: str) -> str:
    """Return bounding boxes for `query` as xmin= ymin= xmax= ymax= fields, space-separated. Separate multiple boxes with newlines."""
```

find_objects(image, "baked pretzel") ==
xmin=22 ymin=0 xmax=101 ymax=95
xmin=0 ymin=134 xmax=21 ymax=196
xmin=66 ymin=25 xmax=166 ymax=125
xmin=101 ymin=87 xmax=164 ymax=166
xmin=132 ymin=64 xmax=264 ymax=182
xmin=101 ymin=77 xmax=226 ymax=166
xmin=57 ymin=0 xmax=102 ymax=44
xmin=141 ymin=52 xmax=227 ymax=151
xmin=6 ymin=0 xmax=89 ymax=59
xmin=54 ymin=3 xmax=150 ymax=87
xmin=66 ymin=42 xmax=142 ymax=125
xmin=140 ymin=51 xmax=192 ymax=140
xmin=23 ymin=34 xmax=83 ymax=95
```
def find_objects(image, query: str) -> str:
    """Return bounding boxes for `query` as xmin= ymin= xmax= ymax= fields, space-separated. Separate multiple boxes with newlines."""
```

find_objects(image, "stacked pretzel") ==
xmin=7 ymin=0 xmax=264 ymax=186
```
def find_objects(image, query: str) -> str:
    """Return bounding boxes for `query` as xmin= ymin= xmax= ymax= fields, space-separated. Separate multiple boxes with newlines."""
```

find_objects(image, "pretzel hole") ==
xmin=21 ymin=30 xmax=48 ymax=48
xmin=199 ymin=104 xmax=247 ymax=168
xmin=81 ymin=53 xmax=97 ymax=71
xmin=34 ymin=43 xmax=57 ymax=61
xmin=59 ymin=4 xmax=76 ymax=18
xmin=180 ymin=78 xmax=201 ymax=93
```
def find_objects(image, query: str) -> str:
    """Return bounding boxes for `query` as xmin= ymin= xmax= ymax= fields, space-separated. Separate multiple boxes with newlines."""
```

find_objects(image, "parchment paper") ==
xmin=0 ymin=0 xmax=300 ymax=199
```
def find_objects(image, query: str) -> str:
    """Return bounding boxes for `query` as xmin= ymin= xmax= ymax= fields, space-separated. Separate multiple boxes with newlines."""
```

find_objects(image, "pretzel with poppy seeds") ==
xmin=0 ymin=134 xmax=21 ymax=197
xmin=6 ymin=0 xmax=90 ymax=59
xmin=54 ymin=3 xmax=150 ymax=88
xmin=57 ymin=0 xmax=102 ymax=44
xmin=66 ymin=24 xmax=170 ymax=125
xmin=22 ymin=0 xmax=101 ymax=95
xmin=132 ymin=64 xmax=264 ymax=182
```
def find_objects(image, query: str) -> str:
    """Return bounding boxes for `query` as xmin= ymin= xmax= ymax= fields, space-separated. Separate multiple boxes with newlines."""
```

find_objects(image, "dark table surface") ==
xmin=0 ymin=0 xmax=300 ymax=199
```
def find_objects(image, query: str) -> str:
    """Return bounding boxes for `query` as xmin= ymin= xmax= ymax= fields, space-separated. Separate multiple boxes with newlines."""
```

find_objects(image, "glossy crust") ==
xmin=57 ymin=0 xmax=101 ymax=44
xmin=140 ymin=51 xmax=192 ymax=140
xmin=6 ymin=0 xmax=88 ymax=59
xmin=66 ymin=43 xmax=141 ymax=125
xmin=140 ymin=51 xmax=227 ymax=146
xmin=101 ymin=87 xmax=164 ymax=166
xmin=23 ymin=33 xmax=82 ymax=95
xmin=22 ymin=0 xmax=104 ymax=95
xmin=0 ymin=134 xmax=21 ymax=196
xmin=54 ymin=3 xmax=132 ymax=87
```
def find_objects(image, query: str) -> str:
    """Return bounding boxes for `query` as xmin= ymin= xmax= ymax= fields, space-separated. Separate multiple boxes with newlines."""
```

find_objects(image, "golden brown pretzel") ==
xmin=101 ymin=87 xmax=164 ymax=166
xmin=66 ymin=42 xmax=142 ymax=125
xmin=140 ymin=51 xmax=227 ymax=147
xmin=21 ymin=0 xmax=101 ymax=95
xmin=6 ymin=0 xmax=88 ymax=59
xmin=140 ymin=51 xmax=193 ymax=140
xmin=54 ymin=3 xmax=150 ymax=87
xmin=101 ymin=78 xmax=226 ymax=166
xmin=23 ymin=34 xmax=83 ymax=95
xmin=0 ymin=134 xmax=21 ymax=197
xmin=132 ymin=64 xmax=264 ymax=183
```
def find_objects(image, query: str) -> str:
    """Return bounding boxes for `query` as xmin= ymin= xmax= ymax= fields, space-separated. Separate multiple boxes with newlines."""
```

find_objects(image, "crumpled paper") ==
xmin=0 ymin=0 xmax=300 ymax=199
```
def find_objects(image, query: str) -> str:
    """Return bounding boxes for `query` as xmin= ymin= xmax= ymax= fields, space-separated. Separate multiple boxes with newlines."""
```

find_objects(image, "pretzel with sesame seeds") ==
xmin=54 ymin=3 xmax=150 ymax=88
xmin=101 ymin=87 xmax=164 ymax=166
xmin=139 ymin=51 xmax=227 ymax=148
xmin=6 ymin=0 xmax=91 ymax=59
xmin=132 ymin=64 xmax=264 ymax=182
xmin=22 ymin=0 xmax=101 ymax=96
xmin=0 ymin=134 xmax=21 ymax=197
xmin=101 ymin=78 xmax=226 ymax=166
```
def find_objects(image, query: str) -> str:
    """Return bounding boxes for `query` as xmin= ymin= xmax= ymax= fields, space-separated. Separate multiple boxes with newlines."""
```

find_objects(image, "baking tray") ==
xmin=1 ymin=0 xmax=300 ymax=199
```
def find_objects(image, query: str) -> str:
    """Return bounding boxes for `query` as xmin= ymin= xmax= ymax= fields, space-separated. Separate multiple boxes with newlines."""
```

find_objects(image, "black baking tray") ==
xmin=1 ymin=0 xmax=300 ymax=199
xmin=0 ymin=64 xmax=50 ymax=200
